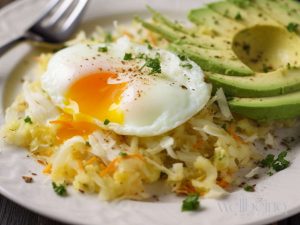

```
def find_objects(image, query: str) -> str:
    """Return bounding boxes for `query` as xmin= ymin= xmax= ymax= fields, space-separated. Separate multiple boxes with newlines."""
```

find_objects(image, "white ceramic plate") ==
xmin=0 ymin=1 xmax=300 ymax=225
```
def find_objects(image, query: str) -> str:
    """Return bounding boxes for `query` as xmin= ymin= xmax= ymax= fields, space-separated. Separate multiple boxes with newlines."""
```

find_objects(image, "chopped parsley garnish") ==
xmin=235 ymin=12 xmax=243 ymax=20
xmin=181 ymin=193 xmax=200 ymax=212
xmin=178 ymin=55 xmax=188 ymax=61
xmin=181 ymin=63 xmax=193 ymax=69
xmin=287 ymin=22 xmax=299 ymax=33
xmin=137 ymin=53 xmax=145 ymax=59
xmin=259 ymin=151 xmax=290 ymax=173
xmin=98 ymin=46 xmax=108 ymax=52
xmin=262 ymin=64 xmax=270 ymax=73
xmin=244 ymin=184 xmax=255 ymax=192
xmin=52 ymin=182 xmax=67 ymax=196
xmin=272 ymin=151 xmax=290 ymax=172
xmin=24 ymin=116 xmax=33 ymax=124
xmin=147 ymin=43 xmax=153 ymax=50
xmin=267 ymin=171 xmax=274 ymax=176
xmin=119 ymin=152 xmax=128 ymax=157
xmin=260 ymin=154 xmax=274 ymax=168
xmin=123 ymin=53 xmax=133 ymax=60
xmin=104 ymin=119 xmax=110 ymax=125
xmin=140 ymin=56 xmax=161 ymax=74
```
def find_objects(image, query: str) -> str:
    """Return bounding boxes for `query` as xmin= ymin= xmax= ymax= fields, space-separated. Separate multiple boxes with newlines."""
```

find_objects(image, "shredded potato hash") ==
xmin=1 ymin=21 xmax=286 ymax=200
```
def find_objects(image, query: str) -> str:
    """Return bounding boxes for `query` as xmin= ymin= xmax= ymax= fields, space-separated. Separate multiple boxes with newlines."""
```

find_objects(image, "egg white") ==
xmin=41 ymin=37 xmax=211 ymax=136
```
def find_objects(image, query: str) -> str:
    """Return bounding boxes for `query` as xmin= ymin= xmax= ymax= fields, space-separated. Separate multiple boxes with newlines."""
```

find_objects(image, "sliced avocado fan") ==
xmin=137 ymin=0 xmax=300 ymax=120
xmin=135 ymin=7 xmax=254 ymax=77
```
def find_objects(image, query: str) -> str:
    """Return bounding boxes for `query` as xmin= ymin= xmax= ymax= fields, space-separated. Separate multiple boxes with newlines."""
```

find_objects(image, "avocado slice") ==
xmin=188 ymin=7 xmax=244 ymax=36
xmin=228 ymin=91 xmax=300 ymax=120
xmin=207 ymin=68 xmax=300 ymax=97
xmin=146 ymin=6 xmax=191 ymax=35
xmin=255 ymin=0 xmax=300 ymax=34
xmin=170 ymin=43 xmax=254 ymax=76
xmin=208 ymin=1 xmax=279 ymax=27
xmin=135 ymin=17 xmax=231 ymax=50
xmin=208 ymin=1 xmax=248 ymax=22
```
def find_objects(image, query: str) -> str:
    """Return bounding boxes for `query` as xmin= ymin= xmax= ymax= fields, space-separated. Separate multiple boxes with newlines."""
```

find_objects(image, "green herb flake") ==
xmin=123 ymin=53 xmax=133 ymax=60
xmin=262 ymin=64 xmax=270 ymax=73
xmin=181 ymin=193 xmax=200 ymax=212
xmin=24 ymin=116 xmax=33 ymax=124
xmin=181 ymin=63 xmax=193 ymax=69
xmin=137 ymin=53 xmax=145 ymax=59
xmin=119 ymin=152 xmax=128 ymax=157
xmin=287 ymin=22 xmax=299 ymax=33
xmin=272 ymin=151 xmax=290 ymax=172
xmin=104 ymin=119 xmax=110 ymax=125
xmin=235 ymin=12 xmax=243 ymax=20
xmin=98 ymin=46 xmax=108 ymax=52
xmin=259 ymin=154 xmax=275 ymax=168
xmin=259 ymin=151 xmax=290 ymax=173
xmin=178 ymin=55 xmax=188 ymax=61
xmin=147 ymin=43 xmax=153 ymax=50
xmin=140 ymin=56 xmax=161 ymax=74
xmin=244 ymin=184 xmax=255 ymax=192
xmin=52 ymin=182 xmax=67 ymax=196
xmin=267 ymin=171 xmax=274 ymax=176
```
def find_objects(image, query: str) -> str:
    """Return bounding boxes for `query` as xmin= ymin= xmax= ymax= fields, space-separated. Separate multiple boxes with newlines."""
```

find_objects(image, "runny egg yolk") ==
xmin=50 ymin=113 xmax=99 ymax=143
xmin=50 ymin=72 xmax=127 ymax=143
xmin=65 ymin=72 xmax=127 ymax=124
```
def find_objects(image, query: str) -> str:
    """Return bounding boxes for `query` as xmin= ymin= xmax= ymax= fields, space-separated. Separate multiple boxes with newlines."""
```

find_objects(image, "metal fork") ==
xmin=0 ymin=0 xmax=88 ymax=55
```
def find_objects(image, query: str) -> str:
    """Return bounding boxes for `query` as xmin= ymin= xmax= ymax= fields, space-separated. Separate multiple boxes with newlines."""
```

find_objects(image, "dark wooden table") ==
xmin=0 ymin=0 xmax=300 ymax=224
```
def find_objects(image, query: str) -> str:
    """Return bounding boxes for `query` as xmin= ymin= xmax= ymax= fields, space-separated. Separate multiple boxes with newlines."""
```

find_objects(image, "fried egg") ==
xmin=41 ymin=37 xmax=211 ymax=137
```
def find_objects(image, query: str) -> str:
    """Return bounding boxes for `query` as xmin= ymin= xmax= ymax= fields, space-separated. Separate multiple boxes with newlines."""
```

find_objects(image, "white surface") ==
xmin=0 ymin=1 xmax=300 ymax=225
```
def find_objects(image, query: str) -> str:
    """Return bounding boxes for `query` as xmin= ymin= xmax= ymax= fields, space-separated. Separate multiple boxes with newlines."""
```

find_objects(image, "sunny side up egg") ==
xmin=41 ymin=37 xmax=211 ymax=138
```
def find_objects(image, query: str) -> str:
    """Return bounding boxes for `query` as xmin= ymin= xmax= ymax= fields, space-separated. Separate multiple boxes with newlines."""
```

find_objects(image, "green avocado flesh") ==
xmin=137 ymin=1 xmax=300 ymax=120
xmin=169 ymin=44 xmax=253 ymax=76
xmin=188 ymin=7 xmax=245 ymax=36
xmin=228 ymin=91 xmax=300 ymax=120
xmin=207 ymin=68 xmax=300 ymax=97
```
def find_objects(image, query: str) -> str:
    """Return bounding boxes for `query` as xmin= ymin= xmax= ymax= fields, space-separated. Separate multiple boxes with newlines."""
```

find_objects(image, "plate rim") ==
xmin=0 ymin=0 xmax=300 ymax=225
